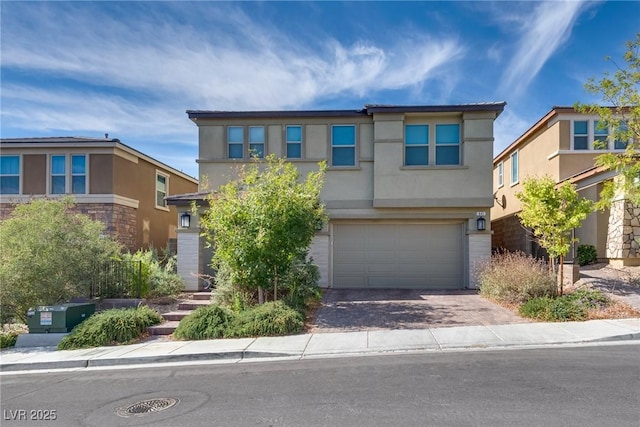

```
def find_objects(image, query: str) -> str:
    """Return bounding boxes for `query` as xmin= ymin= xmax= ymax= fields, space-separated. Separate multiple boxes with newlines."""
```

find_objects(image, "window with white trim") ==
xmin=614 ymin=121 xmax=630 ymax=150
xmin=156 ymin=172 xmax=168 ymax=208
xmin=51 ymin=155 xmax=66 ymax=194
xmin=593 ymin=120 xmax=609 ymax=150
xmin=497 ymin=161 xmax=504 ymax=188
xmin=573 ymin=120 xmax=588 ymax=150
xmin=286 ymin=125 xmax=302 ymax=158
xmin=510 ymin=151 xmax=518 ymax=185
xmin=405 ymin=124 xmax=429 ymax=166
xmin=331 ymin=125 xmax=356 ymax=166
xmin=71 ymin=155 xmax=87 ymax=194
xmin=228 ymin=126 xmax=244 ymax=159
xmin=249 ymin=126 xmax=265 ymax=158
xmin=0 ymin=155 xmax=20 ymax=194
xmin=435 ymin=124 xmax=460 ymax=165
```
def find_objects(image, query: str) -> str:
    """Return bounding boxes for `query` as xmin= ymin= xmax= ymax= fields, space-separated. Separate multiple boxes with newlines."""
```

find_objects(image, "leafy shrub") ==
xmin=57 ymin=306 xmax=162 ymax=350
xmin=212 ymin=263 xmax=256 ymax=312
xmin=0 ymin=197 xmax=122 ymax=323
xmin=478 ymin=252 xmax=557 ymax=304
xmin=519 ymin=288 xmax=611 ymax=321
xmin=0 ymin=324 xmax=27 ymax=349
xmin=228 ymin=301 xmax=304 ymax=337
xmin=280 ymin=257 xmax=322 ymax=312
xmin=118 ymin=248 xmax=185 ymax=299
xmin=173 ymin=305 xmax=234 ymax=340
xmin=577 ymin=244 xmax=598 ymax=266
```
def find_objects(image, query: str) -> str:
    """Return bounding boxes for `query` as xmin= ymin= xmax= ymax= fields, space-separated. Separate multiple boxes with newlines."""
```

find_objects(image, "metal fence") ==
xmin=90 ymin=260 xmax=143 ymax=299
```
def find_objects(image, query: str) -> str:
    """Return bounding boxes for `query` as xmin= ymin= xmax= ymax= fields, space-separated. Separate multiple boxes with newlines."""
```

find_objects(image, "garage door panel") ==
xmin=333 ymin=223 xmax=463 ymax=289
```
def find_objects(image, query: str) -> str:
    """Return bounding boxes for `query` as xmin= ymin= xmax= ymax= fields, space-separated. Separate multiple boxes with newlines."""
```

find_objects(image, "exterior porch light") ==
xmin=476 ymin=216 xmax=486 ymax=231
xmin=180 ymin=212 xmax=191 ymax=229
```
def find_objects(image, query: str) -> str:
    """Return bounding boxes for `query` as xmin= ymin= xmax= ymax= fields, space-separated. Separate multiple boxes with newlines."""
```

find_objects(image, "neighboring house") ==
xmin=0 ymin=136 xmax=198 ymax=252
xmin=171 ymin=103 xmax=506 ymax=291
xmin=491 ymin=106 xmax=638 ymax=267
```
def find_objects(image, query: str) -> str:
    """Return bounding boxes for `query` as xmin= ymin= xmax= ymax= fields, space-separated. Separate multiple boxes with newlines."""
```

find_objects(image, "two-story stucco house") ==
xmin=0 ymin=136 xmax=199 ymax=252
xmin=172 ymin=103 xmax=506 ymax=291
xmin=491 ymin=106 xmax=638 ymax=267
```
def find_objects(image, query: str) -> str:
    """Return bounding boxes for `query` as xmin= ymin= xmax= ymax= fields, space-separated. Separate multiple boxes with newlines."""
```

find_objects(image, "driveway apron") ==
xmin=310 ymin=289 xmax=530 ymax=333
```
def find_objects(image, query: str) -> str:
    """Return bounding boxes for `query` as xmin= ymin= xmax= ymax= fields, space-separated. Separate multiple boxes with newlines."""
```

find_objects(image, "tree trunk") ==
xmin=258 ymin=287 xmax=264 ymax=304
xmin=558 ymin=255 xmax=564 ymax=296
xmin=273 ymin=265 xmax=278 ymax=302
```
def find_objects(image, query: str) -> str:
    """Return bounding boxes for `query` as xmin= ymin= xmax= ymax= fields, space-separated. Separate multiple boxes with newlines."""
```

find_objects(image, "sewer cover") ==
xmin=115 ymin=398 xmax=179 ymax=418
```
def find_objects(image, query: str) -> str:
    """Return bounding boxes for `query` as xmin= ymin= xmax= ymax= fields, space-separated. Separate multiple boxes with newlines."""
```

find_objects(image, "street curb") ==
xmin=0 ymin=350 xmax=297 ymax=372
xmin=586 ymin=332 xmax=640 ymax=343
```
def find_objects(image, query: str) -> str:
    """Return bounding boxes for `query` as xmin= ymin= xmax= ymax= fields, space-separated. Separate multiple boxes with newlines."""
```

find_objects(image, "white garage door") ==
xmin=333 ymin=223 xmax=463 ymax=289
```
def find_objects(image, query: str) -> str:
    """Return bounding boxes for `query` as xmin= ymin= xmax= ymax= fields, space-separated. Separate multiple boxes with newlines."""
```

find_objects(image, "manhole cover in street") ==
xmin=115 ymin=398 xmax=179 ymax=418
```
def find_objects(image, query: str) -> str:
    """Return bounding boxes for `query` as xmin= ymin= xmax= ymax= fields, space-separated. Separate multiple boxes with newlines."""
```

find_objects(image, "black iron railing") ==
xmin=90 ymin=260 xmax=143 ymax=299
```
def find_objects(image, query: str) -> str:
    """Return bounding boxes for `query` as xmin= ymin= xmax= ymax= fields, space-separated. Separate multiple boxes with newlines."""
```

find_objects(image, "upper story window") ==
xmin=614 ymin=121 xmax=630 ymax=150
xmin=286 ymin=125 xmax=302 ymax=159
xmin=435 ymin=124 xmax=460 ymax=165
xmin=51 ymin=155 xmax=66 ymax=194
xmin=331 ymin=125 xmax=356 ymax=167
xmin=228 ymin=126 xmax=244 ymax=159
xmin=71 ymin=155 xmax=87 ymax=194
xmin=572 ymin=119 xmax=627 ymax=151
xmin=0 ymin=155 xmax=20 ymax=195
xmin=49 ymin=154 xmax=88 ymax=195
xmin=405 ymin=125 xmax=429 ymax=166
xmin=510 ymin=151 xmax=519 ymax=185
xmin=497 ymin=161 xmax=504 ymax=188
xmin=156 ymin=172 xmax=168 ymax=208
xmin=249 ymin=126 xmax=265 ymax=158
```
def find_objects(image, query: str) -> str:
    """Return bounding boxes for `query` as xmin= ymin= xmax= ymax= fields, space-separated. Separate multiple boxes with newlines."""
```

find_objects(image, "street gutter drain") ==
xmin=116 ymin=398 xmax=179 ymax=418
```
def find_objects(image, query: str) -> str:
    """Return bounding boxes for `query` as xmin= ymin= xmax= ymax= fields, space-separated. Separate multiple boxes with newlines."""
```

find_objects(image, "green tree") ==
xmin=201 ymin=156 xmax=326 ymax=304
xmin=0 ymin=197 xmax=122 ymax=323
xmin=516 ymin=176 xmax=593 ymax=295
xmin=576 ymin=33 xmax=640 ymax=207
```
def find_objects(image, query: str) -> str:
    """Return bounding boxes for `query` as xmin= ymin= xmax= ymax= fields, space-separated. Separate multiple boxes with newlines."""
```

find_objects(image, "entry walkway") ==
xmin=2 ymin=318 xmax=638 ymax=373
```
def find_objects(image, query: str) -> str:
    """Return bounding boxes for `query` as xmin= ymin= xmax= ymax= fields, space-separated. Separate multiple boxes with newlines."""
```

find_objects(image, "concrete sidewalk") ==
xmin=2 ymin=318 xmax=639 ymax=373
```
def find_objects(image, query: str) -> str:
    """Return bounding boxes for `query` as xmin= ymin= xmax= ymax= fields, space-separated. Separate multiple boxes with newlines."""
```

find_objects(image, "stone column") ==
xmin=606 ymin=198 xmax=640 ymax=267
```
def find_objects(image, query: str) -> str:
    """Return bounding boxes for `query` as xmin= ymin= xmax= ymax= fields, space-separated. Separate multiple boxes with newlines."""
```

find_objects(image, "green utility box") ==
xmin=27 ymin=303 xmax=95 ymax=333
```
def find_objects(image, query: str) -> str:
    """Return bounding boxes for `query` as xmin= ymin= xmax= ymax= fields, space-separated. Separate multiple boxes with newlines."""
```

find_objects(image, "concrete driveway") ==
xmin=310 ymin=289 xmax=530 ymax=333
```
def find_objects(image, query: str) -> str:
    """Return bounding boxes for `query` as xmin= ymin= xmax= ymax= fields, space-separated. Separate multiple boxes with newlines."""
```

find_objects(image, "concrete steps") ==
xmin=147 ymin=292 xmax=214 ymax=337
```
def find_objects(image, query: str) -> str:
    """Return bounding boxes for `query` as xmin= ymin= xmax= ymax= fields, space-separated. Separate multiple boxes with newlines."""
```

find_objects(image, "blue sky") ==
xmin=1 ymin=1 xmax=638 ymax=179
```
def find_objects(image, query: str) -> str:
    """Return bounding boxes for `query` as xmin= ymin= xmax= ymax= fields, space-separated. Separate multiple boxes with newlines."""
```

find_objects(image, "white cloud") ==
xmin=501 ymin=1 xmax=593 ymax=96
xmin=1 ymin=3 xmax=465 ymax=111
xmin=493 ymin=109 xmax=534 ymax=157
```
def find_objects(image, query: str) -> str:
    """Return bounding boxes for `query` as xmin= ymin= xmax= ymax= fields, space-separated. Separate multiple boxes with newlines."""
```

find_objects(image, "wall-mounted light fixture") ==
xmin=180 ymin=212 xmax=191 ymax=229
xmin=476 ymin=216 xmax=486 ymax=231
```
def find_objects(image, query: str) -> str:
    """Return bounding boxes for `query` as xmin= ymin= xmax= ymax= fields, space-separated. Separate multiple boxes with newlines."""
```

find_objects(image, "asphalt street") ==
xmin=2 ymin=343 xmax=639 ymax=427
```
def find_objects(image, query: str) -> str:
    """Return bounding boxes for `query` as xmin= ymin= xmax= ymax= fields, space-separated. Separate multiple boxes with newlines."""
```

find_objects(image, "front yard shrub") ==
xmin=0 ymin=197 xmax=122 ymax=323
xmin=519 ymin=288 xmax=611 ymax=321
xmin=57 ymin=306 xmax=162 ymax=350
xmin=118 ymin=248 xmax=185 ymax=299
xmin=280 ymin=257 xmax=322 ymax=312
xmin=173 ymin=305 xmax=234 ymax=340
xmin=478 ymin=252 xmax=557 ymax=304
xmin=212 ymin=263 xmax=256 ymax=312
xmin=1 ymin=324 xmax=27 ymax=349
xmin=228 ymin=301 xmax=304 ymax=337
xmin=577 ymin=244 xmax=598 ymax=266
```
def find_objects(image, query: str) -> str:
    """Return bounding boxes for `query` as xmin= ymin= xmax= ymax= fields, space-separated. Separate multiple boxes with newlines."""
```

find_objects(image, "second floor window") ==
xmin=615 ymin=121 xmax=629 ymax=149
xmin=497 ymin=161 xmax=504 ymax=188
xmin=228 ymin=126 xmax=244 ymax=159
xmin=511 ymin=151 xmax=519 ymax=185
xmin=249 ymin=126 xmax=265 ymax=158
xmin=573 ymin=120 xmax=589 ymax=150
xmin=0 ymin=155 xmax=20 ymax=194
xmin=286 ymin=125 xmax=302 ymax=158
xmin=331 ymin=125 xmax=356 ymax=167
xmin=405 ymin=125 xmax=429 ymax=166
xmin=594 ymin=120 xmax=608 ymax=150
xmin=435 ymin=124 xmax=460 ymax=165
xmin=51 ymin=155 xmax=66 ymax=194
xmin=71 ymin=155 xmax=87 ymax=194
xmin=156 ymin=172 xmax=168 ymax=208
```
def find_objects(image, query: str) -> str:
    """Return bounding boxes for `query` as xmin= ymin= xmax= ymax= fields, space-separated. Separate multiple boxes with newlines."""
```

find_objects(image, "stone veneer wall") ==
xmin=606 ymin=199 xmax=640 ymax=265
xmin=0 ymin=202 xmax=138 ymax=251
